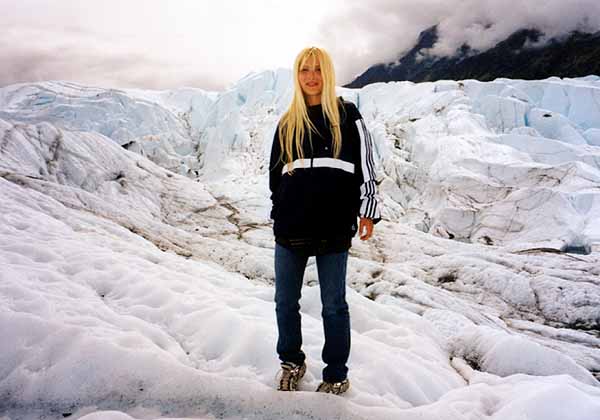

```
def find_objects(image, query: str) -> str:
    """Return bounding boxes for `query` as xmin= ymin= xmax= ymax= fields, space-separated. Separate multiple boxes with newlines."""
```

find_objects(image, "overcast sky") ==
xmin=2 ymin=0 xmax=599 ymax=91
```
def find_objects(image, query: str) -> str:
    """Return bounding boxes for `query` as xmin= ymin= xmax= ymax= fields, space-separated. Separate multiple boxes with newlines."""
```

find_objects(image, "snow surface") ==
xmin=1 ymin=72 xmax=599 ymax=420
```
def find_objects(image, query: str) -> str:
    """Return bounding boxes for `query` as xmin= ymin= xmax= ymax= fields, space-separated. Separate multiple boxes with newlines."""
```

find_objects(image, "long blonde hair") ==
xmin=277 ymin=47 xmax=343 ymax=174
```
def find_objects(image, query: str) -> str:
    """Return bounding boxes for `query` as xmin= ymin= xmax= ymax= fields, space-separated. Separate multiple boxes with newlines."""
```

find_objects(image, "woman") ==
xmin=269 ymin=46 xmax=381 ymax=395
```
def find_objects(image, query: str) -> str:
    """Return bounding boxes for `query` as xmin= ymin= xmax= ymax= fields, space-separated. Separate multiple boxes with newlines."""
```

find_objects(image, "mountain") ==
xmin=346 ymin=26 xmax=600 ymax=88
xmin=1 ymin=74 xmax=600 ymax=419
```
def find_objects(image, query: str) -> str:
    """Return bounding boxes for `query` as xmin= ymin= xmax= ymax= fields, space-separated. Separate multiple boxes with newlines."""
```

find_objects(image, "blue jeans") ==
xmin=274 ymin=242 xmax=351 ymax=382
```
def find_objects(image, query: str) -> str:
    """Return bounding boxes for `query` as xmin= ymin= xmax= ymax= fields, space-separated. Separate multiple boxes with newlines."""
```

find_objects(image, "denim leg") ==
xmin=274 ymin=243 xmax=308 ymax=365
xmin=316 ymin=250 xmax=350 ymax=382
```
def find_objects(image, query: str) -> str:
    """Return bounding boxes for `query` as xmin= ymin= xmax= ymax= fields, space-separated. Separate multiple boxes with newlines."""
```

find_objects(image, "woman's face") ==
xmin=298 ymin=55 xmax=323 ymax=100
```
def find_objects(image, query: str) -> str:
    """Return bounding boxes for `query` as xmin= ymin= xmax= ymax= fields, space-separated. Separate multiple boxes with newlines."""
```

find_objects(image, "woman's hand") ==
xmin=359 ymin=217 xmax=374 ymax=241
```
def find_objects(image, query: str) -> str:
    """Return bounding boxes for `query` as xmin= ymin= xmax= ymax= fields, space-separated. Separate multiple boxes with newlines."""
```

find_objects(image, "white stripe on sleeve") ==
xmin=356 ymin=119 xmax=381 ymax=220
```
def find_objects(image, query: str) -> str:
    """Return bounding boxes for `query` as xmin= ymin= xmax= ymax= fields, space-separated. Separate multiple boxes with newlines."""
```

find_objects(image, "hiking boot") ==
xmin=316 ymin=378 xmax=350 ymax=395
xmin=276 ymin=361 xmax=307 ymax=391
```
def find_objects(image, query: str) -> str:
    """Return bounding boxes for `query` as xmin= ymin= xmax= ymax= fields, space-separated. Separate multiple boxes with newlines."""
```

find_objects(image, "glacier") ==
xmin=0 ymin=71 xmax=599 ymax=420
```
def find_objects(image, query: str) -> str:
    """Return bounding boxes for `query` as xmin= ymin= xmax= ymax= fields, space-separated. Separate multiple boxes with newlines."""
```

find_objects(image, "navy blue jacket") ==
xmin=269 ymin=98 xmax=381 ymax=253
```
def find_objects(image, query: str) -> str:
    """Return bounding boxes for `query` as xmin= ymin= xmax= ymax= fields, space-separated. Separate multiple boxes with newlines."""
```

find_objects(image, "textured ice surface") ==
xmin=1 ymin=74 xmax=599 ymax=420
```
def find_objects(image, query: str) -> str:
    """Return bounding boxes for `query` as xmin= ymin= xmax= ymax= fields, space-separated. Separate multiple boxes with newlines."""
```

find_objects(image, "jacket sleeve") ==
xmin=268 ymin=123 xmax=284 ymax=220
xmin=353 ymin=108 xmax=382 ymax=224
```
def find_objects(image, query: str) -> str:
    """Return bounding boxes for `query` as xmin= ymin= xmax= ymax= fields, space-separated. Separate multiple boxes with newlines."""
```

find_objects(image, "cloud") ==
xmin=0 ymin=23 xmax=224 ymax=90
xmin=0 ymin=0 xmax=340 ymax=90
xmin=316 ymin=0 xmax=600 ymax=84
xmin=1 ymin=0 xmax=599 ymax=90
